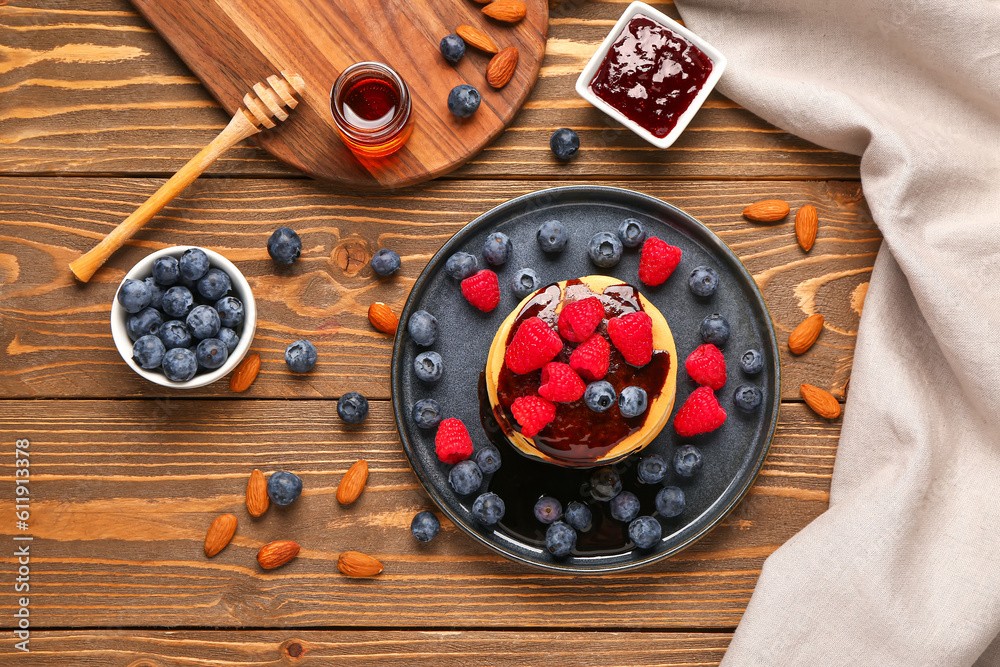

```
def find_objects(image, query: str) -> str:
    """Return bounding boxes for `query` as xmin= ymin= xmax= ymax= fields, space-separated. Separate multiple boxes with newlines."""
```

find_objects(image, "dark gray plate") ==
xmin=391 ymin=186 xmax=780 ymax=574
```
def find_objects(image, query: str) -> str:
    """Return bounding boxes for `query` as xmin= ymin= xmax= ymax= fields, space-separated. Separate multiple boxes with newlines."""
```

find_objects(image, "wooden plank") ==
xmin=0 ymin=400 xmax=836 ymax=628
xmin=24 ymin=630 xmax=732 ymax=666
xmin=0 ymin=0 xmax=861 ymax=180
xmin=0 ymin=177 xmax=879 ymax=399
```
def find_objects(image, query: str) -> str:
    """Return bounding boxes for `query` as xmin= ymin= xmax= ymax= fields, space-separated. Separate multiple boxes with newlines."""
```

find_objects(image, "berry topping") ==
xmin=569 ymin=333 xmax=610 ymax=381
xmin=538 ymin=362 xmax=586 ymax=403
xmin=607 ymin=311 xmax=653 ymax=367
xmin=461 ymin=269 xmax=501 ymax=312
xmin=549 ymin=128 xmax=580 ymax=160
xmin=618 ymin=386 xmax=648 ymax=418
xmin=688 ymin=265 xmax=719 ymax=297
xmin=673 ymin=386 xmax=727 ymax=437
xmin=504 ymin=317 xmax=563 ymax=374
xmin=557 ymin=296 xmax=605 ymax=343
xmin=638 ymin=236 xmax=682 ymax=286
xmin=510 ymin=395 xmax=556 ymax=438
xmin=583 ymin=380 xmax=616 ymax=413
xmin=435 ymin=418 xmax=474 ymax=464
xmin=685 ymin=343 xmax=727 ymax=390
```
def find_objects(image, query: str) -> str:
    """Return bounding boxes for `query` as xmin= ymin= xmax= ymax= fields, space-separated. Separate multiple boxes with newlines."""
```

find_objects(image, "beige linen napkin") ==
xmin=670 ymin=0 xmax=1000 ymax=664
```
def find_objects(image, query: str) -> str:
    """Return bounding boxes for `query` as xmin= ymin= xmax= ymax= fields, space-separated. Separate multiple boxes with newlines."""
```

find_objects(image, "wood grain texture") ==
xmin=0 ymin=400 xmax=836 ymax=628
xmin=0 ymin=0 xmax=861 ymax=180
xmin=24 ymin=630 xmax=732 ymax=666
xmin=0 ymin=178 xmax=879 ymax=399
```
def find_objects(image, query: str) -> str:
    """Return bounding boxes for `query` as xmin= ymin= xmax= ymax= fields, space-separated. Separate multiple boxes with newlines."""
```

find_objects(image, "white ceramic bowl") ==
xmin=574 ymin=1 xmax=727 ymax=149
xmin=110 ymin=246 xmax=257 ymax=389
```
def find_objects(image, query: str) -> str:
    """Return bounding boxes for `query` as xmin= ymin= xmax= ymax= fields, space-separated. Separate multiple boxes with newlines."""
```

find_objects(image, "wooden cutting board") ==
xmin=129 ymin=0 xmax=548 ymax=189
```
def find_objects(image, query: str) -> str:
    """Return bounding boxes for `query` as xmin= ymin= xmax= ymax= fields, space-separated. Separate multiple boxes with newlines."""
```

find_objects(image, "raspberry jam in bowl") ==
xmin=574 ymin=2 xmax=726 ymax=149
xmin=330 ymin=61 xmax=413 ymax=158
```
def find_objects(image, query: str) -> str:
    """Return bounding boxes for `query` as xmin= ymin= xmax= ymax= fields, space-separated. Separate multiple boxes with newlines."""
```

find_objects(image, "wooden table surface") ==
xmin=0 ymin=1 xmax=877 ymax=664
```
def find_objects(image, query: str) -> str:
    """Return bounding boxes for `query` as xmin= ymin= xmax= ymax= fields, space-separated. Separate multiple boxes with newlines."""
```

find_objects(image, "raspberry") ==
xmin=461 ymin=270 xmax=500 ymax=312
xmin=557 ymin=296 xmax=605 ymax=343
xmin=638 ymin=237 xmax=682 ymax=286
xmin=505 ymin=317 xmax=563 ymax=374
xmin=607 ymin=311 xmax=653 ymax=367
xmin=538 ymin=362 xmax=586 ymax=402
xmin=569 ymin=333 xmax=610 ymax=381
xmin=434 ymin=418 xmax=474 ymax=464
xmin=510 ymin=395 xmax=556 ymax=438
xmin=685 ymin=343 xmax=727 ymax=390
xmin=673 ymin=386 xmax=727 ymax=437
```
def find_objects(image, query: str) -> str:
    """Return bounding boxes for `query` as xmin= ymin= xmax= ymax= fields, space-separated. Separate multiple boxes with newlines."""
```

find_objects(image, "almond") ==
xmin=801 ymin=384 xmax=841 ymax=419
xmin=482 ymin=0 xmax=526 ymax=23
xmin=204 ymin=513 xmax=237 ymax=558
xmin=368 ymin=302 xmax=398 ymax=335
xmin=743 ymin=199 xmax=790 ymax=222
xmin=795 ymin=204 xmax=818 ymax=252
xmin=257 ymin=540 xmax=300 ymax=570
xmin=336 ymin=459 xmax=369 ymax=505
xmin=486 ymin=47 xmax=519 ymax=89
xmin=246 ymin=468 xmax=270 ymax=518
xmin=230 ymin=353 xmax=261 ymax=393
xmin=788 ymin=313 xmax=824 ymax=354
xmin=337 ymin=550 xmax=383 ymax=577
xmin=456 ymin=25 xmax=498 ymax=54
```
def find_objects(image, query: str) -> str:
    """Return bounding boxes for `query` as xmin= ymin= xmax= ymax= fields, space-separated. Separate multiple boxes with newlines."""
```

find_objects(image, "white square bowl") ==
xmin=574 ymin=1 xmax=727 ymax=149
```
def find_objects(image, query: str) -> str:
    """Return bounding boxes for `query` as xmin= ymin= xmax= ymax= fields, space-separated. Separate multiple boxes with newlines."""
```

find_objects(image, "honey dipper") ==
xmin=69 ymin=70 xmax=306 ymax=282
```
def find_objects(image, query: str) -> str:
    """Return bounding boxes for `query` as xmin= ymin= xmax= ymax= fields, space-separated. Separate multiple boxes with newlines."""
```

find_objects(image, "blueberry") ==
xmin=117 ymin=278 xmax=151 ymax=314
xmin=337 ymin=391 xmax=369 ymax=423
xmin=589 ymin=467 xmax=622 ymax=502
xmin=617 ymin=218 xmax=646 ymax=248
xmin=152 ymin=256 xmax=180 ymax=286
xmin=618 ymin=386 xmax=648 ymax=418
xmin=584 ymin=381 xmax=616 ymax=413
xmin=445 ymin=252 xmax=478 ymax=281
xmin=144 ymin=277 xmax=166 ymax=310
xmin=536 ymin=219 xmax=569 ymax=253
xmin=267 ymin=227 xmax=302 ymax=265
xmin=549 ymin=128 xmax=579 ymax=160
xmin=689 ymin=265 xmax=719 ymax=297
xmin=132 ymin=334 xmax=166 ymax=370
xmin=587 ymin=231 xmax=623 ymax=268
xmin=285 ymin=339 xmax=317 ymax=373
xmin=161 ymin=347 xmax=198 ymax=382
xmin=411 ymin=510 xmax=441 ymax=542
xmin=178 ymin=248 xmax=210 ymax=282
xmin=740 ymin=349 xmax=765 ymax=375
xmin=734 ymin=384 xmax=763 ymax=412
xmin=609 ymin=491 xmax=640 ymax=522
xmin=196 ymin=268 xmax=230 ymax=301
xmin=214 ymin=296 xmax=244 ymax=329
xmin=186 ymin=304 xmax=221 ymax=340
xmin=267 ymin=470 xmax=303 ymax=506
xmin=412 ymin=398 xmax=443 ymax=430
xmin=511 ymin=268 xmax=540 ymax=299
xmin=195 ymin=338 xmax=228 ymax=370
xmin=563 ymin=501 xmax=593 ymax=532
xmin=472 ymin=492 xmax=506 ymax=525
xmin=673 ymin=445 xmax=703 ymax=477
xmin=158 ymin=320 xmax=192 ymax=350
xmin=637 ymin=455 xmax=667 ymax=484
xmin=628 ymin=516 xmax=662 ymax=549
xmin=407 ymin=310 xmax=438 ymax=346
xmin=533 ymin=496 xmax=563 ymax=524
xmin=161 ymin=286 xmax=195 ymax=318
xmin=545 ymin=521 xmax=576 ymax=557
xmin=700 ymin=313 xmax=730 ymax=347
xmin=371 ymin=248 xmax=401 ymax=276
xmin=655 ymin=486 xmax=686 ymax=518
xmin=217 ymin=327 xmax=240 ymax=354
xmin=439 ymin=34 xmax=466 ymax=63
xmin=126 ymin=307 xmax=163 ymax=341
xmin=448 ymin=459 xmax=483 ymax=496
xmin=447 ymin=84 xmax=481 ymax=118
xmin=413 ymin=351 xmax=443 ymax=383
xmin=474 ymin=446 xmax=502 ymax=474
xmin=482 ymin=232 xmax=512 ymax=266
